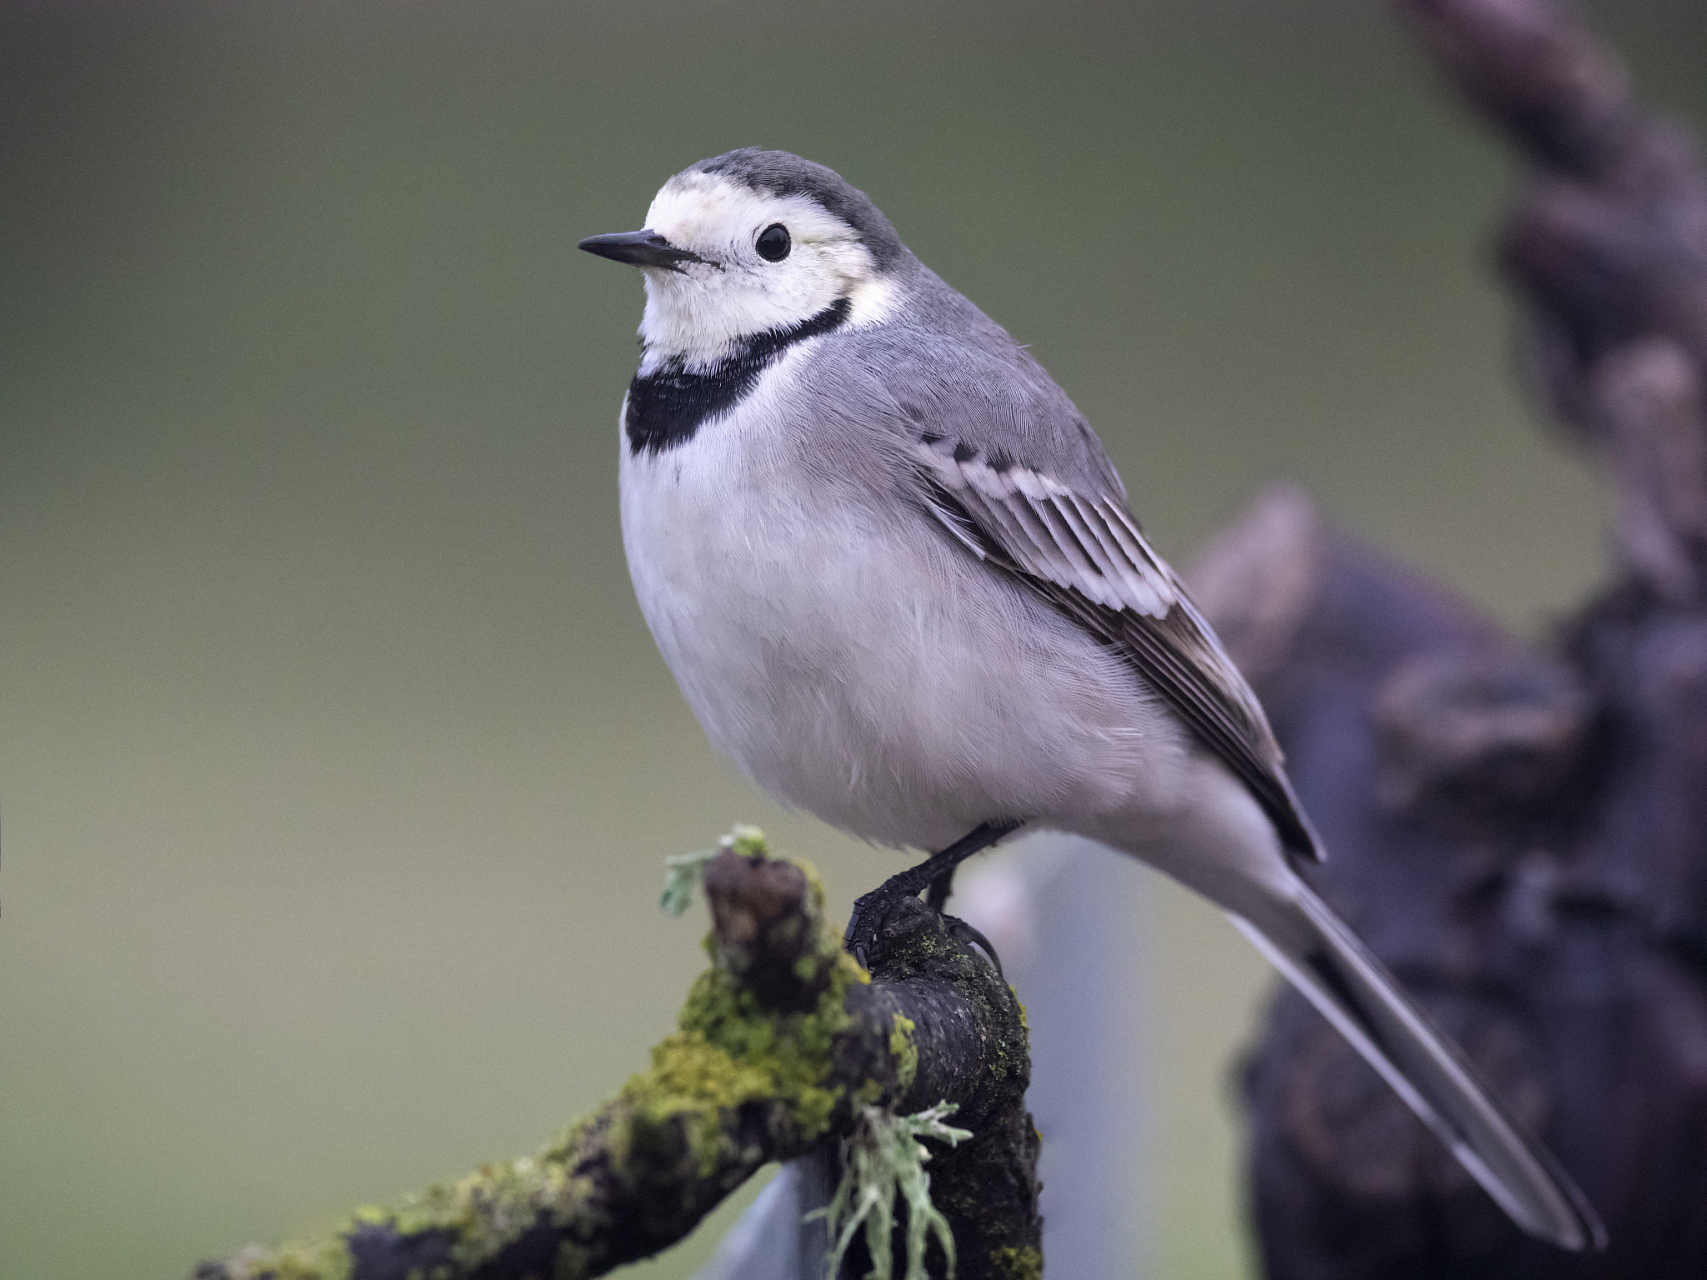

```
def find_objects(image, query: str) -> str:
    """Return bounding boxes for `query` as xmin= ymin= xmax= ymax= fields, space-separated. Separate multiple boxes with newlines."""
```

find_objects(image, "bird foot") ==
xmin=843 ymin=819 xmax=1024 ymax=969
xmin=843 ymin=890 xmax=1005 ymax=980
xmin=844 ymin=884 xmax=908 ymax=970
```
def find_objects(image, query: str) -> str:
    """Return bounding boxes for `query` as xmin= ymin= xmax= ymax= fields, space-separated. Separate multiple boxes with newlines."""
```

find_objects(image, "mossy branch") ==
xmin=193 ymin=833 xmax=1040 ymax=1280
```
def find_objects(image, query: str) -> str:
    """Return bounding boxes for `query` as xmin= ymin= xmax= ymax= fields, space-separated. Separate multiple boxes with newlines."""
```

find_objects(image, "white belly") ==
xmin=617 ymin=392 xmax=1189 ymax=851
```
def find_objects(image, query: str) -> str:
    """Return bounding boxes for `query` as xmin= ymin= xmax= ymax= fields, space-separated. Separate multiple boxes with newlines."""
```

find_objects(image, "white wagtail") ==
xmin=580 ymin=148 xmax=1604 ymax=1251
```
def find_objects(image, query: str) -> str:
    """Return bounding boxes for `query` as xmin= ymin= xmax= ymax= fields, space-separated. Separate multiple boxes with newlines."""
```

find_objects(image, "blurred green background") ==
xmin=4 ymin=2 xmax=1705 ymax=1277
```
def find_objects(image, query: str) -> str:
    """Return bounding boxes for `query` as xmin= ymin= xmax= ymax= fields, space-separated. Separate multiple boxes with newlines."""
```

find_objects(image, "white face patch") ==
xmin=633 ymin=172 xmax=897 ymax=370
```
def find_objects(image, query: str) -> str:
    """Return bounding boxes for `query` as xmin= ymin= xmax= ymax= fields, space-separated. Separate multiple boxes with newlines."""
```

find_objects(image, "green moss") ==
xmin=203 ymin=829 xmax=920 ymax=1280
xmin=1010 ymin=988 xmax=1028 ymax=1033
xmin=213 ymin=1236 xmax=355 ymax=1280
xmin=564 ymin=831 xmax=875 ymax=1182
xmin=889 ymin=1013 xmax=919 ymax=1092
xmin=988 ymin=1244 xmax=1044 ymax=1280
xmin=721 ymin=823 xmax=770 ymax=859
xmin=622 ymin=948 xmax=862 ymax=1172
xmin=328 ymin=1153 xmax=579 ymax=1277
xmin=220 ymin=1153 xmax=578 ymax=1280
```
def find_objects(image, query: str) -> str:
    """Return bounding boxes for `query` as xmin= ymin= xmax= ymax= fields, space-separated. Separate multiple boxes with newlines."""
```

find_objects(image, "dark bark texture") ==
xmin=1207 ymin=2 xmax=1707 ymax=1274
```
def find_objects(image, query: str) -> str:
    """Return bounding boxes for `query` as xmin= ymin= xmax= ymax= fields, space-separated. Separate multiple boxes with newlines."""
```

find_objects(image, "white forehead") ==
xmin=644 ymin=171 xmax=863 ymax=252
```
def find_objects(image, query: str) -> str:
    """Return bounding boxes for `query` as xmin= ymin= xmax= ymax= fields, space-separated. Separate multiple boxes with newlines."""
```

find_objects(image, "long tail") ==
xmin=1233 ymin=879 xmax=1606 ymax=1251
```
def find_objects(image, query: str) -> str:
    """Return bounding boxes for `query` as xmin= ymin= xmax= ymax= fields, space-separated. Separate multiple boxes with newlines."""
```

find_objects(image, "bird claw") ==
xmin=943 ymin=916 xmax=1005 ymax=981
xmin=843 ymin=886 xmax=903 ymax=970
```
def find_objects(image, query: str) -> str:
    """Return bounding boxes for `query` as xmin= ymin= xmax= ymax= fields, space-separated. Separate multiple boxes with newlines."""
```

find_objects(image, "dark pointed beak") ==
xmin=577 ymin=229 xmax=709 ymax=272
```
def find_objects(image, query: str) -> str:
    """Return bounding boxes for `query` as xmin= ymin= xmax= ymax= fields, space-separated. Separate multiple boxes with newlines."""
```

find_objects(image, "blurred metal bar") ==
xmin=694 ymin=1149 xmax=835 ymax=1280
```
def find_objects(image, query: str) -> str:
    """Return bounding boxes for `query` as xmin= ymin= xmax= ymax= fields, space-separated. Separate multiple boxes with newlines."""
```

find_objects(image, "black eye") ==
xmin=755 ymin=223 xmax=791 ymax=262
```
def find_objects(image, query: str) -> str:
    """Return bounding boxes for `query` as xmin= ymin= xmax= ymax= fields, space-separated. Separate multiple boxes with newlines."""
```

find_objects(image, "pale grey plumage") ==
xmin=585 ymin=147 xmax=1605 ymax=1251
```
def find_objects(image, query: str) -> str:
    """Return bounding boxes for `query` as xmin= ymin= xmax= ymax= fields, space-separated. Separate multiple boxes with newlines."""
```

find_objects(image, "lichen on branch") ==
xmin=817 ymin=1101 xmax=972 ymax=1280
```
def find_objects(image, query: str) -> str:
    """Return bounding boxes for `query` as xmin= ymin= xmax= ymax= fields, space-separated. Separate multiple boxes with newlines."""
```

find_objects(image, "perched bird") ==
xmin=581 ymin=148 xmax=1604 ymax=1250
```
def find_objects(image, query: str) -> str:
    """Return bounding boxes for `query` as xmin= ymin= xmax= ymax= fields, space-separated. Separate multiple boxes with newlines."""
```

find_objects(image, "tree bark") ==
xmin=1216 ymin=3 xmax=1707 ymax=1273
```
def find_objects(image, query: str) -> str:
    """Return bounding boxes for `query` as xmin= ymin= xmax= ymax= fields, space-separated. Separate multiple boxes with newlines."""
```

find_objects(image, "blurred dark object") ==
xmin=1207 ymin=5 xmax=1707 ymax=1268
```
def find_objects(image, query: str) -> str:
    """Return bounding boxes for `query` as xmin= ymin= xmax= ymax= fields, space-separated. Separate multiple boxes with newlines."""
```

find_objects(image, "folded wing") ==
xmin=910 ymin=433 xmax=1321 ymax=861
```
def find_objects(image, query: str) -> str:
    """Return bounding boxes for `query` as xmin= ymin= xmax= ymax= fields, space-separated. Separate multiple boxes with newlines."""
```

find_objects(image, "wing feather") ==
xmin=913 ymin=435 xmax=1322 ymax=861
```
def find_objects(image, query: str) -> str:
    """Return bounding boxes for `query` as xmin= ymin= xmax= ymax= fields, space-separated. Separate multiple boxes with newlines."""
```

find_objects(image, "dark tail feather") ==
xmin=1233 ymin=882 xmax=1606 ymax=1251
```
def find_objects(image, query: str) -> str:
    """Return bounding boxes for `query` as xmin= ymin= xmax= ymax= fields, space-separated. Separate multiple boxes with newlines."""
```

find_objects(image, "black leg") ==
xmin=843 ymin=819 xmax=1024 ymax=967
xmin=924 ymin=866 xmax=955 ymax=913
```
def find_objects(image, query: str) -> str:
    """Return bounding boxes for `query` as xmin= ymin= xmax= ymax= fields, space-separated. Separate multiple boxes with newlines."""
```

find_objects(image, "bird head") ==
xmin=580 ymin=148 xmax=906 ymax=369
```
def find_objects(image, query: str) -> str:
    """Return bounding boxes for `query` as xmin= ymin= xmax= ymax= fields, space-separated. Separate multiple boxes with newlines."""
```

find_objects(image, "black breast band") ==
xmin=625 ymin=296 xmax=852 ymax=455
